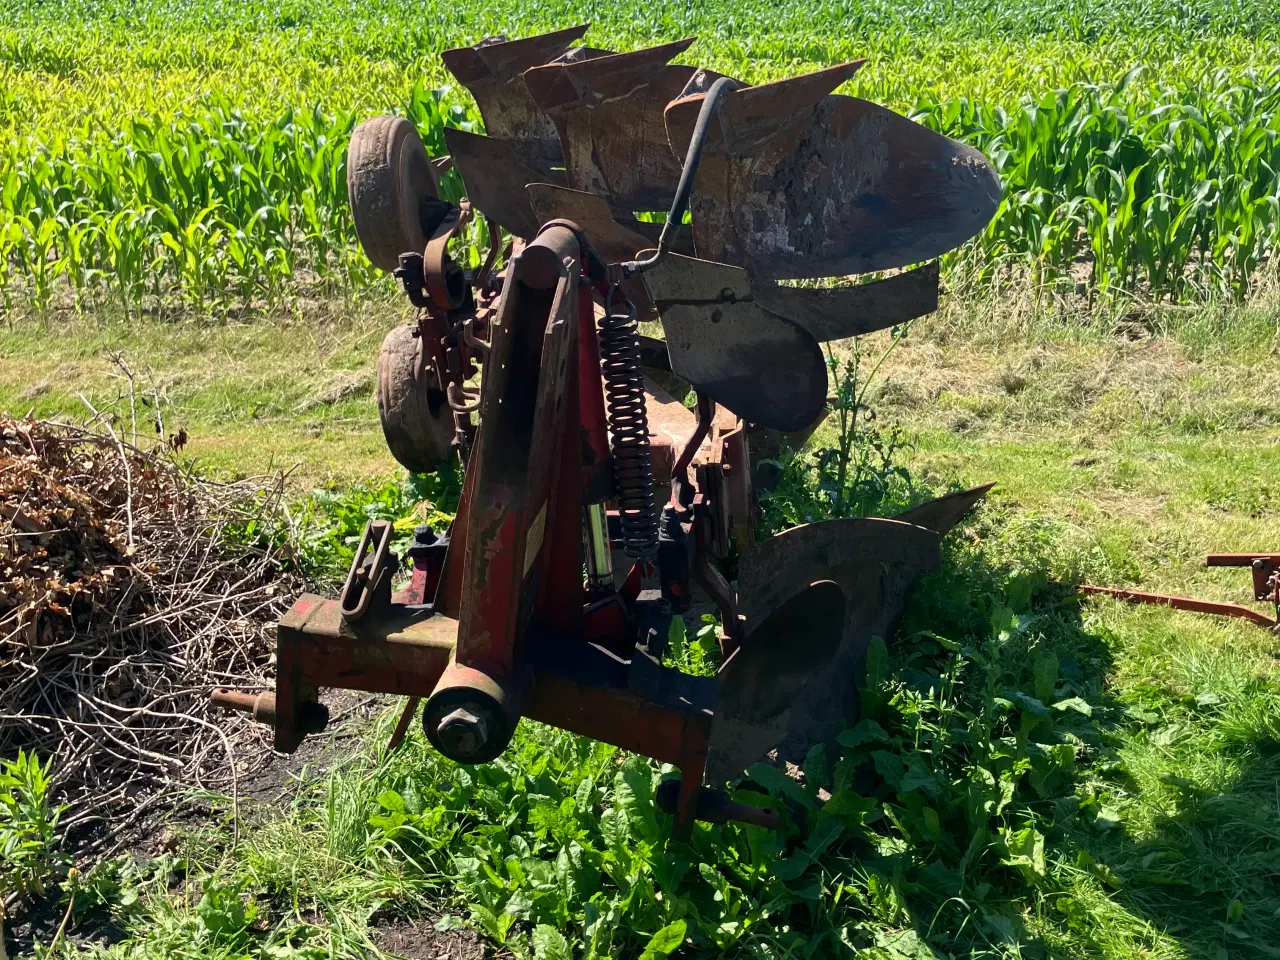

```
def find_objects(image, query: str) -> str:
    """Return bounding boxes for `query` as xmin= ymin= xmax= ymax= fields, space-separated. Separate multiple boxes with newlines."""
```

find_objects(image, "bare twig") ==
xmin=0 ymin=413 xmax=298 ymax=853
xmin=108 ymin=351 xmax=140 ymax=447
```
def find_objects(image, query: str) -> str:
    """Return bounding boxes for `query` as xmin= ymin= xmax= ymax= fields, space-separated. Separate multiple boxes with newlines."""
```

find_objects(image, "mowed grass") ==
xmin=5 ymin=287 xmax=1280 ymax=958
xmin=0 ymin=294 xmax=410 ymax=486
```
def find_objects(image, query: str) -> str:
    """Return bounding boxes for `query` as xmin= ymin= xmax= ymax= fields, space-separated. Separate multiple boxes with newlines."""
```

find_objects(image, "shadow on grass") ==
xmin=880 ymin=545 xmax=1280 ymax=958
xmin=1057 ymin=650 xmax=1280 ymax=958
xmin=30 ymin=505 xmax=1279 ymax=960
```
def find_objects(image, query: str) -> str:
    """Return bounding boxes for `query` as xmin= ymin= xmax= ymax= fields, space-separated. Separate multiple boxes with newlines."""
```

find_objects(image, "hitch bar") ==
xmin=1082 ymin=552 xmax=1280 ymax=631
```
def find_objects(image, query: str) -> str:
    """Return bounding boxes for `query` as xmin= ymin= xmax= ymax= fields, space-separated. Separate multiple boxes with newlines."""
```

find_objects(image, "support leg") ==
xmin=672 ymin=738 xmax=708 ymax=842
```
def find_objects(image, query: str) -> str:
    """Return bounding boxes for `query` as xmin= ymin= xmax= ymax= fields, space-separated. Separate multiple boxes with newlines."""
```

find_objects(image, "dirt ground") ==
xmin=370 ymin=918 xmax=495 ymax=960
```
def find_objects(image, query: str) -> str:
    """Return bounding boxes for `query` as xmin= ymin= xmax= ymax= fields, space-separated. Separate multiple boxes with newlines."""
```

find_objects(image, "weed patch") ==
xmin=1 ymin=752 xmax=67 ymax=903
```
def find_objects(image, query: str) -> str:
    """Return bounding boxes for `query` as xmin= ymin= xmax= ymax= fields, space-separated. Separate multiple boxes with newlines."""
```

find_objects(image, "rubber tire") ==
xmin=376 ymin=324 xmax=456 ymax=473
xmin=347 ymin=116 xmax=439 ymax=272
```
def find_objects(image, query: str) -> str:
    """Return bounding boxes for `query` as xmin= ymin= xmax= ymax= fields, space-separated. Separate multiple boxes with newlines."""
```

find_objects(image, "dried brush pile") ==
xmin=0 ymin=415 xmax=297 ymax=850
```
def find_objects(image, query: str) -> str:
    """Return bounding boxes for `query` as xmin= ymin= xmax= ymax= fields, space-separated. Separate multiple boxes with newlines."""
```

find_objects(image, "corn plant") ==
xmin=919 ymin=66 xmax=1280 ymax=299
xmin=1 ymin=1 xmax=1278 ymax=311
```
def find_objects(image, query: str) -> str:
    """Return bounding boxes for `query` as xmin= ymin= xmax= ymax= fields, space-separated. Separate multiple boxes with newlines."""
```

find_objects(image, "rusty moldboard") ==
xmin=641 ymin=253 xmax=827 ymax=432
xmin=754 ymin=262 xmax=941 ymax=342
xmin=711 ymin=518 xmax=945 ymax=782
xmin=893 ymin=482 xmax=995 ymax=536
xmin=665 ymin=66 xmax=1001 ymax=281
xmin=441 ymin=26 xmax=591 ymax=172
xmin=525 ymin=39 xmax=702 ymax=217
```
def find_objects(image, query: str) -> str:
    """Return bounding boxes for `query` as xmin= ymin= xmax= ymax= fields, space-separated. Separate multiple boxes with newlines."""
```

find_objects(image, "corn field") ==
xmin=1 ymin=0 xmax=1278 ymax=313
xmin=1 ymin=87 xmax=471 ymax=314
xmin=926 ymin=69 xmax=1280 ymax=299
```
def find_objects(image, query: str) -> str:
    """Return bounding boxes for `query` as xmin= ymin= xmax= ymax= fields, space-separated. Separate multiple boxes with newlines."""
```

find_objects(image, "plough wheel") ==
xmin=347 ymin=116 xmax=440 ymax=272
xmin=376 ymin=324 xmax=455 ymax=473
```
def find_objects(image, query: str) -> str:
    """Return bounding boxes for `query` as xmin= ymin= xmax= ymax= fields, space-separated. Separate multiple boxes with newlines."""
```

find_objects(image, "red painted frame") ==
xmin=272 ymin=225 xmax=714 ymax=838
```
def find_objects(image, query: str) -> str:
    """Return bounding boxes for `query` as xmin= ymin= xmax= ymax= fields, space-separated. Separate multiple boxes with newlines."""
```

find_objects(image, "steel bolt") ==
xmin=435 ymin=706 xmax=489 ymax=760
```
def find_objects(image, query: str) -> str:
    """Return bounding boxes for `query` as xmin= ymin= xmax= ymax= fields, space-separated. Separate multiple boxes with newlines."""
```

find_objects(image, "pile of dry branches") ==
xmin=0 ymin=414 xmax=298 ymax=850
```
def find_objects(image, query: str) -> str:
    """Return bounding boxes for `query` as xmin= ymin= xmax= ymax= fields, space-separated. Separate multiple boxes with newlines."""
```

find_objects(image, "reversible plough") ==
xmin=213 ymin=27 xmax=1002 ymax=837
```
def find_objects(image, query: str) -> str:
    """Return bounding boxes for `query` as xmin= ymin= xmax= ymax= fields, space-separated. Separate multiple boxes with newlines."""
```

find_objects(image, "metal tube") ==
xmin=584 ymin=502 xmax=614 ymax=588
xmin=622 ymin=76 xmax=736 ymax=278
xmin=520 ymin=224 xmax=579 ymax=290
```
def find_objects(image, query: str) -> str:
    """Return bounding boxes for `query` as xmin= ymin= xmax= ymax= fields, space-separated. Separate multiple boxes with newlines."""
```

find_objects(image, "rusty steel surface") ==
xmin=719 ymin=423 xmax=753 ymax=551
xmin=446 ymin=127 xmax=562 ymax=240
xmin=433 ymin=440 xmax=477 ymax=619
xmin=278 ymin=596 xmax=457 ymax=694
xmin=270 ymin=593 xmax=456 ymax=750
xmin=894 ymin=483 xmax=996 ymax=536
xmin=525 ymin=184 xmax=698 ymax=261
xmin=643 ymin=376 xmax=725 ymax=484
xmin=454 ymin=232 xmax=578 ymax=670
xmin=534 ymin=304 xmax=588 ymax=631
xmin=1083 ymin=550 xmax=1280 ymax=631
xmin=643 ymin=379 xmax=692 ymax=485
xmin=525 ymin=669 xmax=711 ymax=765
xmin=710 ymin=518 xmax=945 ymax=782
xmin=1205 ymin=553 xmax=1280 ymax=604
xmin=340 ymin=518 xmax=396 ymax=621
xmin=665 ymin=66 xmax=1001 ymax=281
xmin=421 ymin=200 xmax=474 ymax=310
xmin=525 ymin=185 xmax=936 ymax=340
xmin=641 ymin=253 xmax=826 ymax=431
xmin=754 ymin=262 xmax=941 ymax=342
xmin=708 ymin=580 xmax=846 ymax=783
xmin=442 ymin=26 xmax=590 ymax=172
xmin=525 ymin=39 xmax=701 ymax=216
xmin=211 ymin=687 xmax=330 ymax=739
xmin=425 ymin=658 xmax=524 ymax=763
xmin=272 ymin=595 xmax=716 ymax=771
xmin=1205 ymin=553 xmax=1280 ymax=565
xmin=526 ymin=184 xmax=658 ymax=261
xmin=526 ymin=183 xmax=680 ymax=320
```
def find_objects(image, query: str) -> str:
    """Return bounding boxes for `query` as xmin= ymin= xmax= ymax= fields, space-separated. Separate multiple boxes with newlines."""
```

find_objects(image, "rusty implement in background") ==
xmin=213 ymin=27 xmax=1002 ymax=839
xmin=1082 ymin=554 xmax=1280 ymax=631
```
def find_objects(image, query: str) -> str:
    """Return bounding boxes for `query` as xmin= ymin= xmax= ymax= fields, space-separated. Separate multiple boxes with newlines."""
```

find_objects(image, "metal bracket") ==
xmin=340 ymin=520 xmax=398 ymax=621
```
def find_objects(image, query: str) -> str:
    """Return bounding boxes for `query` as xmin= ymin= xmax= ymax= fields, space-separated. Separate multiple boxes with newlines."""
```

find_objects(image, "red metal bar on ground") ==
xmin=1080 ymin=584 xmax=1277 ymax=629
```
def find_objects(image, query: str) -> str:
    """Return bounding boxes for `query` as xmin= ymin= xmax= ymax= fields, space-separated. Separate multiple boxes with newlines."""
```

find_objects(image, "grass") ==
xmin=0 ymin=292 xmax=410 ymax=487
xmin=4 ymin=285 xmax=1280 ymax=958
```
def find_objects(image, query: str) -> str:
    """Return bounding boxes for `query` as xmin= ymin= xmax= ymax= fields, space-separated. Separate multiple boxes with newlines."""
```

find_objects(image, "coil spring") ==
xmin=599 ymin=285 xmax=658 ymax=559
